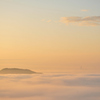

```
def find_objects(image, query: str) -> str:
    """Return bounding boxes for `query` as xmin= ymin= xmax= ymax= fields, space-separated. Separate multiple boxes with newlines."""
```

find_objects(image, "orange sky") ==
xmin=0 ymin=0 xmax=100 ymax=73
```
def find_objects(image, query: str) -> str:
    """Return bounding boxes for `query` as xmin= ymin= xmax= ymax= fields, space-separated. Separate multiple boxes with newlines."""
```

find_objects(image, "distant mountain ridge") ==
xmin=0 ymin=68 xmax=40 ymax=74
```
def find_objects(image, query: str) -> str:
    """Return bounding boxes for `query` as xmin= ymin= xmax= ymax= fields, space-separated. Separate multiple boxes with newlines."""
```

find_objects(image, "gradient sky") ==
xmin=0 ymin=0 xmax=100 ymax=73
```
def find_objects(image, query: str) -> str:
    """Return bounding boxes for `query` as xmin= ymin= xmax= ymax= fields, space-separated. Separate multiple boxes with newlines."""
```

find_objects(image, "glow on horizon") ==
xmin=0 ymin=0 xmax=100 ymax=73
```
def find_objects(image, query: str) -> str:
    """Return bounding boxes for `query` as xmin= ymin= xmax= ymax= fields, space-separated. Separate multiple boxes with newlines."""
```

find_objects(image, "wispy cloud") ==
xmin=81 ymin=9 xmax=88 ymax=12
xmin=41 ymin=19 xmax=45 ymax=21
xmin=41 ymin=19 xmax=52 ymax=23
xmin=47 ymin=20 xmax=52 ymax=23
xmin=60 ymin=16 xmax=100 ymax=26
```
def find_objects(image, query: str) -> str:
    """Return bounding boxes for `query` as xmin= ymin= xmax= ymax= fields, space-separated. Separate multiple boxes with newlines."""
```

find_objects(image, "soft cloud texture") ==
xmin=81 ymin=9 xmax=88 ymax=12
xmin=60 ymin=16 xmax=100 ymax=26
xmin=0 ymin=73 xmax=100 ymax=100
xmin=47 ymin=20 xmax=52 ymax=23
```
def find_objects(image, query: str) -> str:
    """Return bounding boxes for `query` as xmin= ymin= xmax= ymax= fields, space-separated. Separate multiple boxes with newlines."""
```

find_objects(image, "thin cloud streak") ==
xmin=60 ymin=16 xmax=100 ymax=26
xmin=81 ymin=9 xmax=88 ymax=12
xmin=47 ymin=20 xmax=52 ymax=23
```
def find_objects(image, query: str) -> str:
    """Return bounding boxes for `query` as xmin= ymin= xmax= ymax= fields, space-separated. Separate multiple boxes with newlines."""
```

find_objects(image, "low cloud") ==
xmin=0 ymin=74 xmax=100 ymax=100
xmin=60 ymin=16 xmax=100 ymax=26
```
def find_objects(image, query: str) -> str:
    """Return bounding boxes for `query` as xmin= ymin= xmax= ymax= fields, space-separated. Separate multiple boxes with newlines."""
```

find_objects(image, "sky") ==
xmin=0 ymin=0 xmax=100 ymax=73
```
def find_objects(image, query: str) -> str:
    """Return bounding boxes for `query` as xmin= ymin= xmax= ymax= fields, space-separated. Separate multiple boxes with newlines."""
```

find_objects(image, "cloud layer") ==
xmin=60 ymin=16 xmax=100 ymax=26
xmin=0 ymin=73 xmax=100 ymax=100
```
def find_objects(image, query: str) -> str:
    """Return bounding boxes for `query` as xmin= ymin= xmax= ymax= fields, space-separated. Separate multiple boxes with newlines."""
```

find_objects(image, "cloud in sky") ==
xmin=41 ymin=19 xmax=52 ymax=23
xmin=47 ymin=20 xmax=52 ymax=23
xmin=60 ymin=16 xmax=100 ymax=26
xmin=0 ymin=73 xmax=100 ymax=100
xmin=81 ymin=9 xmax=88 ymax=12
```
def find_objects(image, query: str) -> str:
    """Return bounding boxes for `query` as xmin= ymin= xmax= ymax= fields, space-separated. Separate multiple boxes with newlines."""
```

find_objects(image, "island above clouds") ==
xmin=0 ymin=68 xmax=42 ymax=74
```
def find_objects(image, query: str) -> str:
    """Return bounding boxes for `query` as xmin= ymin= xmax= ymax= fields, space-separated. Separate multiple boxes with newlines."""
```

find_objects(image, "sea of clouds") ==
xmin=0 ymin=73 xmax=100 ymax=100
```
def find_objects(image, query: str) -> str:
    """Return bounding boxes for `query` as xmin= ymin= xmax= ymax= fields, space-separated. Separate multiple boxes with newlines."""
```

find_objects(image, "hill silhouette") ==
xmin=0 ymin=68 xmax=40 ymax=74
